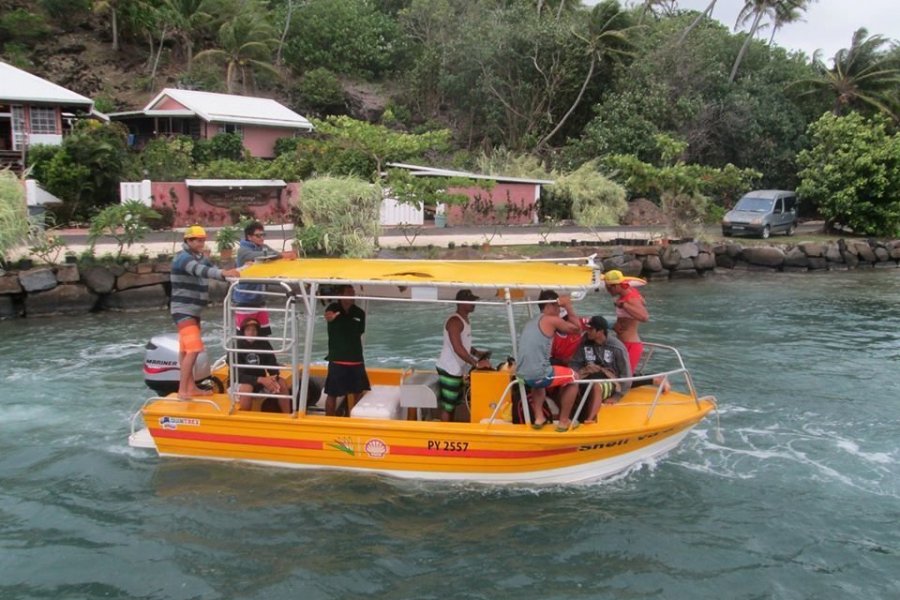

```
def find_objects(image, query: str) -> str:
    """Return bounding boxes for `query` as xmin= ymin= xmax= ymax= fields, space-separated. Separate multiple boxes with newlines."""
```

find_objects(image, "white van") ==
xmin=721 ymin=190 xmax=798 ymax=239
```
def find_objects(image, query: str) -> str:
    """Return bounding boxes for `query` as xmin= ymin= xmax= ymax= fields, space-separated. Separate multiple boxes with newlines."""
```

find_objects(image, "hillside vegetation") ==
xmin=2 ymin=0 xmax=899 ymax=237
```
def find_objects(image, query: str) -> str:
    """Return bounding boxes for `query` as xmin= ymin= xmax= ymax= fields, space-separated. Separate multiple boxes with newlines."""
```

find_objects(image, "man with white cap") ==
xmin=170 ymin=225 xmax=240 ymax=399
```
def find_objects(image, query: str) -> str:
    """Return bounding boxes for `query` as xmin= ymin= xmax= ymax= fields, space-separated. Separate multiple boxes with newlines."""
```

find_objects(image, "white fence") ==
xmin=119 ymin=180 xmax=153 ymax=206
xmin=380 ymin=197 xmax=424 ymax=226
xmin=24 ymin=179 xmax=62 ymax=207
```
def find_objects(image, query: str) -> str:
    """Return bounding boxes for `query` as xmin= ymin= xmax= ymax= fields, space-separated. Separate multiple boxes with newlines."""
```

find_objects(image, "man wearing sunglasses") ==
xmin=233 ymin=221 xmax=296 ymax=335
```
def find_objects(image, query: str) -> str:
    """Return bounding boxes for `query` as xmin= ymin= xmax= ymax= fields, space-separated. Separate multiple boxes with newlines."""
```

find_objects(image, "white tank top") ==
xmin=435 ymin=313 xmax=472 ymax=376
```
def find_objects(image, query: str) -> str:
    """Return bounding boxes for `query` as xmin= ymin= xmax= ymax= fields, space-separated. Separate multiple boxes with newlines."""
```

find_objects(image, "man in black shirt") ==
xmin=324 ymin=285 xmax=370 ymax=416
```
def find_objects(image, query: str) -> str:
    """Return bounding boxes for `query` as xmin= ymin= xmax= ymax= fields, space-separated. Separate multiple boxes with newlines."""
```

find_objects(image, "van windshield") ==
xmin=734 ymin=197 xmax=774 ymax=212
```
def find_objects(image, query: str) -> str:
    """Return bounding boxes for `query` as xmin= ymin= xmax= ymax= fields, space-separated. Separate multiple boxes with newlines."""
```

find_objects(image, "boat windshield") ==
xmin=734 ymin=197 xmax=774 ymax=212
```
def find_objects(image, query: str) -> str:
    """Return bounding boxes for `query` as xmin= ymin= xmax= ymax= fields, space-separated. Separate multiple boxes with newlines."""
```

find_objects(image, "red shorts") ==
xmin=525 ymin=365 xmax=576 ymax=389
xmin=623 ymin=341 xmax=644 ymax=375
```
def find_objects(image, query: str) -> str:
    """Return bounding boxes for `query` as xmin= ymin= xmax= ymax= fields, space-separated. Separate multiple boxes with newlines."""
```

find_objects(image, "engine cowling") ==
xmin=143 ymin=333 xmax=211 ymax=395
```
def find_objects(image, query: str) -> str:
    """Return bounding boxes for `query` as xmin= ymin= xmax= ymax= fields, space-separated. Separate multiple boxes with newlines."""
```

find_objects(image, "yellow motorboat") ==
xmin=129 ymin=257 xmax=717 ymax=484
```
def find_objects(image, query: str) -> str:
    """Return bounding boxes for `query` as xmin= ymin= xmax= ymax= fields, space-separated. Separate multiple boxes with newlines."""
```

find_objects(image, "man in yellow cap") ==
xmin=602 ymin=269 xmax=648 ymax=373
xmin=170 ymin=225 xmax=240 ymax=399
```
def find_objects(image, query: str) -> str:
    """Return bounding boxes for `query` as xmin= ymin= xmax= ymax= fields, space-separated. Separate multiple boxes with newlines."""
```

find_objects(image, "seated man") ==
xmin=233 ymin=318 xmax=290 ymax=413
xmin=569 ymin=315 xmax=632 ymax=424
xmin=516 ymin=290 xmax=582 ymax=431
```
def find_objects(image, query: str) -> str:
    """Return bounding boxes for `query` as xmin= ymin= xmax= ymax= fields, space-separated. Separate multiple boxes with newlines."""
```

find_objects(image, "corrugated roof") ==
xmin=143 ymin=88 xmax=313 ymax=130
xmin=388 ymin=162 xmax=554 ymax=185
xmin=0 ymin=60 xmax=93 ymax=107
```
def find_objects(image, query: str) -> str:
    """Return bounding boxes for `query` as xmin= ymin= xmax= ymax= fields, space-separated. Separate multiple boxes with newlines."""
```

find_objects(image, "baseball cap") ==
xmin=184 ymin=225 xmax=207 ymax=239
xmin=587 ymin=315 xmax=609 ymax=331
xmin=602 ymin=270 xmax=625 ymax=285
xmin=456 ymin=289 xmax=479 ymax=302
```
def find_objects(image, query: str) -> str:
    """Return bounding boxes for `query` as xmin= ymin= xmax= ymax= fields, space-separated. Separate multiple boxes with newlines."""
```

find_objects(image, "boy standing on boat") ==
xmin=323 ymin=285 xmax=370 ymax=416
xmin=233 ymin=221 xmax=296 ymax=336
xmin=435 ymin=289 xmax=492 ymax=422
xmin=170 ymin=226 xmax=240 ymax=400
xmin=516 ymin=290 xmax=582 ymax=431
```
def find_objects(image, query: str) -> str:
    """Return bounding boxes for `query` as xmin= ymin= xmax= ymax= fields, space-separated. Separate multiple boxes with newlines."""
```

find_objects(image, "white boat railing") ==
xmin=483 ymin=342 xmax=700 ymax=429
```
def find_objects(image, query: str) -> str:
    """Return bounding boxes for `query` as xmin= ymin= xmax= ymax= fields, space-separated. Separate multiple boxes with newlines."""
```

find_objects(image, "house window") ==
xmin=218 ymin=123 xmax=243 ymax=137
xmin=10 ymin=106 xmax=25 ymax=150
xmin=29 ymin=107 xmax=58 ymax=134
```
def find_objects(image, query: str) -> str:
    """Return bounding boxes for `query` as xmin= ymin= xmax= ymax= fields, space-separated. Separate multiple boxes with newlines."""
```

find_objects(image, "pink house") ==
xmin=109 ymin=88 xmax=313 ymax=158
xmin=388 ymin=163 xmax=554 ymax=226
xmin=0 ymin=61 xmax=103 ymax=171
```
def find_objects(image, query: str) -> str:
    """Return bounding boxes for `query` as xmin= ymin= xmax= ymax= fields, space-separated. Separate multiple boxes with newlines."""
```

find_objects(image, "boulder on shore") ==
xmin=25 ymin=284 xmax=97 ymax=317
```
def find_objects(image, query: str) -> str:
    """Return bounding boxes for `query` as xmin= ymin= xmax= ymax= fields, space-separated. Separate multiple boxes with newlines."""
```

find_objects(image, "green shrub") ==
xmin=298 ymin=176 xmax=381 ymax=257
xmin=295 ymin=67 xmax=345 ymax=114
xmin=27 ymin=122 xmax=130 ymax=222
xmin=0 ymin=170 xmax=30 ymax=266
xmin=39 ymin=0 xmax=90 ymax=25
xmin=797 ymin=112 xmax=900 ymax=236
xmin=136 ymin=136 xmax=195 ymax=181
xmin=1 ymin=42 xmax=33 ymax=68
xmin=88 ymin=200 xmax=161 ymax=260
xmin=193 ymin=133 xmax=245 ymax=163
xmin=0 ymin=9 xmax=49 ymax=43
xmin=661 ymin=192 xmax=710 ymax=240
xmin=554 ymin=162 xmax=628 ymax=232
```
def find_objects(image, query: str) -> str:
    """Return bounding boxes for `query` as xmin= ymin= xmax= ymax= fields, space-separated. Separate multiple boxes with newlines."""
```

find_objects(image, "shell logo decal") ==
xmin=364 ymin=438 xmax=389 ymax=458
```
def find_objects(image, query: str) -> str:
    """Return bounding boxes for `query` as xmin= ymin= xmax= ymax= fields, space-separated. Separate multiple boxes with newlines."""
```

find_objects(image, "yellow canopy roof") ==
xmin=239 ymin=258 xmax=598 ymax=290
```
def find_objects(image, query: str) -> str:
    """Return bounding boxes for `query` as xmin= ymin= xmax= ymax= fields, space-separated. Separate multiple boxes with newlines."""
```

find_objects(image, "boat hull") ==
xmin=133 ymin=390 xmax=714 ymax=484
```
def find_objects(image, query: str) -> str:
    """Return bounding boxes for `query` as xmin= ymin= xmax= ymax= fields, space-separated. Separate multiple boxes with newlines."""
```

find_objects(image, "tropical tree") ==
xmin=728 ymin=0 xmax=812 ymax=83
xmin=677 ymin=0 xmax=718 ymax=44
xmin=533 ymin=1 xmax=636 ymax=153
xmin=195 ymin=8 xmax=279 ymax=93
xmin=797 ymin=112 xmax=900 ymax=236
xmin=792 ymin=28 xmax=900 ymax=120
xmin=312 ymin=116 xmax=453 ymax=178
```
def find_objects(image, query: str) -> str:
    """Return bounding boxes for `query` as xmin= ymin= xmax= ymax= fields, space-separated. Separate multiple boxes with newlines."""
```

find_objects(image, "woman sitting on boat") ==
xmin=233 ymin=318 xmax=290 ymax=413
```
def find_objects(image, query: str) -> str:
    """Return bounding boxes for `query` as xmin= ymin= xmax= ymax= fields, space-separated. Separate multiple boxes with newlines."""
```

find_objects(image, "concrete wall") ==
xmin=445 ymin=182 xmax=539 ymax=226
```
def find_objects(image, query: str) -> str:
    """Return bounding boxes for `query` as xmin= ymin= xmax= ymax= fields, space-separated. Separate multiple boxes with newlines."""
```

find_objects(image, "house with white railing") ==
xmin=0 ymin=60 xmax=103 ymax=171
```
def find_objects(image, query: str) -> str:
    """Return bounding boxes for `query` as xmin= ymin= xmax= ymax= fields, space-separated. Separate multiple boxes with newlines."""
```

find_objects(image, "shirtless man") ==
xmin=602 ymin=270 xmax=648 ymax=373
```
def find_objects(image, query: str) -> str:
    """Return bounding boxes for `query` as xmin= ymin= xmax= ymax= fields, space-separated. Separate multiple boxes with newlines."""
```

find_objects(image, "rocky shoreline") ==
xmin=1 ymin=238 xmax=898 ymax=319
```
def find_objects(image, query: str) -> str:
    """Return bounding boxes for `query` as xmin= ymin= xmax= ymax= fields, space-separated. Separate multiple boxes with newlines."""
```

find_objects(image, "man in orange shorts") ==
xmin=516 ymin=290 xmax=582 ymax=431
xmin=170 ymin=225 xmax=240 ymax=399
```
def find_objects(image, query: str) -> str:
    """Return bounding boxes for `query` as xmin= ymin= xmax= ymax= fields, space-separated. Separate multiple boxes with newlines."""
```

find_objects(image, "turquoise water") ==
xmin=1 ymin=269 xmax=898 ymax=599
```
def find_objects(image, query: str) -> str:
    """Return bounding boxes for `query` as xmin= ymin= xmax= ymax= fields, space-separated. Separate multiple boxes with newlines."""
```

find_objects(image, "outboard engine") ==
xmin=143 ymin=333 xmax=212 ymax=395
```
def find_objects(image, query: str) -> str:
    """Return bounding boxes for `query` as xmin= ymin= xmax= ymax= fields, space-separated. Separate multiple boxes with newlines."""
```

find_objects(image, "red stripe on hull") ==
xmin=152 ymin=428 xmax=323 ymax=450
xmin=150 ymin=428 xmax=576 ymax=460
xmin=390 ymin=446 xmax=577 ymax=459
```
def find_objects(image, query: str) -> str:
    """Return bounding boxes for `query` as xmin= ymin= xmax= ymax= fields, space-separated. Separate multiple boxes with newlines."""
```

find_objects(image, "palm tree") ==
xmin=533 ymin=3 xmax=637 ymax=152
xmin=792 ymin=28 xmax=900 ymax=120
xmin=677 ymin=0 xmax=718 ymax=45
xmin=728 ymin=0 xmax=812 ymax=83
xmin=195 ymin=11 xmax=279 ymax=94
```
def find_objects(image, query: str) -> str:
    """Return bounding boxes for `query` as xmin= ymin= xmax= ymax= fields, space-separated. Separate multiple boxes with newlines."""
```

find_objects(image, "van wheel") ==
xmin=786 ymin=222 xmax=796 ymax=236
xmin=761 ymin=225 xmax=770 ymax=239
